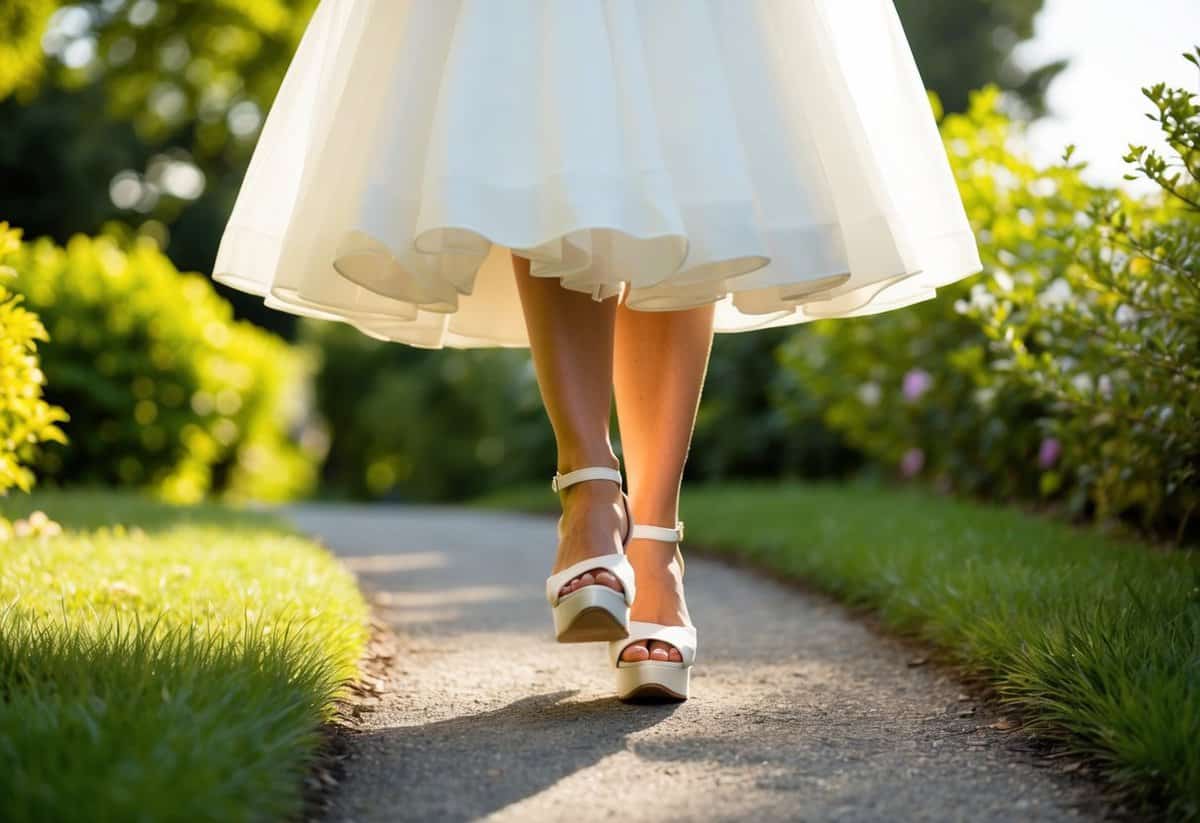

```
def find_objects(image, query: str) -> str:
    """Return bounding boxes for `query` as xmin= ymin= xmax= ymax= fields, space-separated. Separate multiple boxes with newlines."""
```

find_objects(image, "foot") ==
xmin=620 ymin=539 xmax=690 ymax=663
xmin=553 ymin=479 xmax=630 ymax=599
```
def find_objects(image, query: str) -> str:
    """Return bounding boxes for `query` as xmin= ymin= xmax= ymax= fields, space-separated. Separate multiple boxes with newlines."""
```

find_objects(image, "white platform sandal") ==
xmin=544 ymin=466 xmax=637 ymax=643
xmin=609 ymin=521 xmax=696 ymax=702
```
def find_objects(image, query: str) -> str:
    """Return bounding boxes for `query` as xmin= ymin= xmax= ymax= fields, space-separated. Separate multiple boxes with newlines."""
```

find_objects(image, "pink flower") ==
xmin=1038 ymin=437 xmax=1061 ymax=469
xmin=902 ymin=368 xmax=933 ymax=402
xmin=899 ymin=447 xmax=925 ymax=478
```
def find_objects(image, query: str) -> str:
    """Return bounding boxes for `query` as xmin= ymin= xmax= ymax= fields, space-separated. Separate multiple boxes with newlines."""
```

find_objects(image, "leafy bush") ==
xmin=779 ymin=61 xmax=1200 ymax=541
xmin=8 ymin=231 xmax=317 ymax=502
xmin=0 ymin=222 xmax=67 ymax=495
xmin=967 ymin=63 xmax=1200 ymax=536
xmin=780 ymin=89 xmax=1078 ymax=499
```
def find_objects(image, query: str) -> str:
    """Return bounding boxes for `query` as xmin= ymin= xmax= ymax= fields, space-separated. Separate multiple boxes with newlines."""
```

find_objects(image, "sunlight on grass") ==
xmin=477 ymin=480 xmax=1200 ymax=818
xmin=0 ymin=491 xmax=369 ymax=823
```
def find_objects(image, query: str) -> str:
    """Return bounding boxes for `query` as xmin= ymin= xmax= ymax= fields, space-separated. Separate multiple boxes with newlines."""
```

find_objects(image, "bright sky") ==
xmin=1017 ymin=0 xmax=1200 ymax=188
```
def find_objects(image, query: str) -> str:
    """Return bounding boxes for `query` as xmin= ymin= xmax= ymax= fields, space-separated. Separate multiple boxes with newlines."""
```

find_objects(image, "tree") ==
xmin=895 ymin=0 xmax=1066 ymax=116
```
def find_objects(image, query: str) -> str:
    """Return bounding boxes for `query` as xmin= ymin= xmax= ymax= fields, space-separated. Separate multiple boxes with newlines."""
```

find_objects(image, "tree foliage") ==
xmin=895 ymin=0 xmax=1065 ymax=116
xmin=0 ymin=0 xmax=57 ymax=100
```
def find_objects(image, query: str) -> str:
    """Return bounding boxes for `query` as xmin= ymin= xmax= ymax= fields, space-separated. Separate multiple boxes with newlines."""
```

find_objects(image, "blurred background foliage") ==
xmin=8 ymin=230 xmax=318 ymax=502
xmin=301 ymin=321 xmax=550 ymax=502
xmin=0 ymin=1 xmax=1195 ymax=542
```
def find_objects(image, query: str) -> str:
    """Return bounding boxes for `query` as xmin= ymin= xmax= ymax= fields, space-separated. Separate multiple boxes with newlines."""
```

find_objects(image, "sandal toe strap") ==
xmin=545 ymin=553 xmax=636 ymax=606
xmin=610 ymin=622 xmax=697 ymax=667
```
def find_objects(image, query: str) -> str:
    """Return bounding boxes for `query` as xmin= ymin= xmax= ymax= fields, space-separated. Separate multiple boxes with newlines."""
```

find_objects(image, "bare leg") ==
xmin=613 ymin=296 xmax=716 ymax=662
xmin=512 ymin=252 xmax=628 ymax=595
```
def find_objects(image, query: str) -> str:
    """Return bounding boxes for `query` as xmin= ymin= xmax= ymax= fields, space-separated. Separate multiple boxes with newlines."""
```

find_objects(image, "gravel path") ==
xmin=288 ymin=503 xmax=1110 ymax=823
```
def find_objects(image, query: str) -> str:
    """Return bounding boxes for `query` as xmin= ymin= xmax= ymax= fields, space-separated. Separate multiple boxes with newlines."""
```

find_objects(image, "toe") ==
xmin=648 ymin=641 xmax=671 ymax=662
xmin=621 ymin=641 xmax=649 ymax=662
xmin=667 ymin=646 xmax=683 ymax=663
xmin=593 ymin=570 xmax=622 ymax=592
xmin=577 ymin=572 xmax=596 ymax=588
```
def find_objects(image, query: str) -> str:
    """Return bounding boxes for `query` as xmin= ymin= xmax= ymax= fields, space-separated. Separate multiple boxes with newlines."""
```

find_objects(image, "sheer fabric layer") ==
xmin=214 ymin=0 xmax=982 ymax=349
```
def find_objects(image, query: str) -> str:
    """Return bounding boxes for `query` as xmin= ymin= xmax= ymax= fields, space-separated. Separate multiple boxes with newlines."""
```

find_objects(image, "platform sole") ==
xmin=615 ymin=660 xmax=691 ymax=702
xmin=553 ymin=585 xmax=629 ymax=643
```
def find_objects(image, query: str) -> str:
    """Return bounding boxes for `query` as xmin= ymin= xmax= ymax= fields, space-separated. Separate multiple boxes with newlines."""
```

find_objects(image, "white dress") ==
xmin=214 ymin=0 xmax=982 ymax=349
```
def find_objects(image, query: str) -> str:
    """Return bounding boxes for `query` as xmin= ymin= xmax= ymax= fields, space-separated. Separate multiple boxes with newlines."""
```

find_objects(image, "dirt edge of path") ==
xmin=303 ymin=595 xmax=401 ymax=823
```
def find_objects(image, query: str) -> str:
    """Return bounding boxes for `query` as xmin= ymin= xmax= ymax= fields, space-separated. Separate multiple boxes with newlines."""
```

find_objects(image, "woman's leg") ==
xmin=613 ymin=296 xmax=716 ymax=662
xmin=512 ymin=253 xmax=628 ymax=595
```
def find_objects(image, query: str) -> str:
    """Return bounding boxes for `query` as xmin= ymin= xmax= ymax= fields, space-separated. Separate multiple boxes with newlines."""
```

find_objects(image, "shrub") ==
xmin=8 ymin=231 xmax=316 ymax=502
xmin=778 ymin=60 xmax=1200 ymax=541
xmin=0 ymin=222 xmax=67 ymax=495
xmin=968 ymin=60 xmax=1200 ymax=536
xmin=779 ymin=88 xmax=1076 ymax=500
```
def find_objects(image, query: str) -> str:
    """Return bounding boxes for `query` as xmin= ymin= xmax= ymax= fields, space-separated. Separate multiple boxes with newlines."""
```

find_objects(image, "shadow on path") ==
xmin=344 ymin=691 xmax=677 ymax=821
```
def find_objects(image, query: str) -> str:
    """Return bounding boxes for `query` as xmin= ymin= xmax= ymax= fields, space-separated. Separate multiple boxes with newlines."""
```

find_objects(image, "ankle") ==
xmin=556 ymin=451 xmax=619 ymax=476
xmin=628 ymin=539 xmax=681 ymax=570
xmin=559 ymin=481 xmax=621 ymax=509
xmin=628 ymin=499 xmax=680 ymax=533
xmin=557 ymin=483 xmax=627 ymax=542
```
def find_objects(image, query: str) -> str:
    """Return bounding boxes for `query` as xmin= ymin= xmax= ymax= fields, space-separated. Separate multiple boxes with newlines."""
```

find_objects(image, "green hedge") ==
xmin=8 ymin=230 xmax=317 ymax=502
xmin=780 ymin=66 xmax=1199 ymax=541
xmin=0 ymin=222 xmax=67 ymax=496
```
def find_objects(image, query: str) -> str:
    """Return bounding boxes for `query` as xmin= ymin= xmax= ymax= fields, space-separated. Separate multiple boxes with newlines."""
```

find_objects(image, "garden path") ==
xmin=289 ymin=504 xmax=1108 ymax=823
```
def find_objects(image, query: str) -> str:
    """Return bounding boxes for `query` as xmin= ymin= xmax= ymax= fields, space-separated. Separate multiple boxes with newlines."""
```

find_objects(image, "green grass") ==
xmin=0 ymin=490 xmax=369 ymax=823
xmin=477 ymin=480 xmax=1200 ymax=819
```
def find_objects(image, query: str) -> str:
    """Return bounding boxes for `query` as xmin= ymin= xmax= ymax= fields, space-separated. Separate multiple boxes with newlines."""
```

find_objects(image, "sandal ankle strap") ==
xmin=551 ymin=465 xmax=623 ymax=493
xmin=629 ymin=521 xmax=685 ymax=543
xmin=630 ymin=521 xmax=686 ymax=577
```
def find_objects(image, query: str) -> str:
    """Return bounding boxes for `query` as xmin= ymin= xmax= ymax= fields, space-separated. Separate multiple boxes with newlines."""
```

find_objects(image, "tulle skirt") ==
xmin=213 ymin=0 xmax=983 ymax=349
